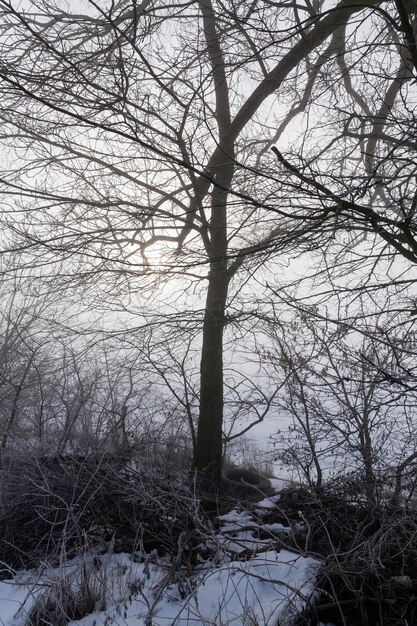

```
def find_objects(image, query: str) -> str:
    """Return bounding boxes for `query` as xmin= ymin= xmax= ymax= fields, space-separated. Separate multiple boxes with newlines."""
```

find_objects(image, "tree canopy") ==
xmin=0 ymin=0 xmax=416 ymax=484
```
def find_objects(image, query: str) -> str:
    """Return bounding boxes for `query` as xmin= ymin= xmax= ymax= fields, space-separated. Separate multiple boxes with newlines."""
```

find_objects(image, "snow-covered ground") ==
xmin=0 ymin=494 xmax=322 ymax=626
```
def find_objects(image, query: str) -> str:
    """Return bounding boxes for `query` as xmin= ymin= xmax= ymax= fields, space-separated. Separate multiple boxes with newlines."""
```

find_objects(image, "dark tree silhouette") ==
xmin=0 ymin=0 xmax=413 ymax=485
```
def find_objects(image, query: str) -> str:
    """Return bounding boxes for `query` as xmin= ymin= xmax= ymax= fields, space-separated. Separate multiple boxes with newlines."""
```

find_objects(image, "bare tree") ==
xmin=0 ymin=0 xmax=409 ymax=484
xmin=0 ymin=285 xmax=55 ymax=449
xmin=0 ymin=286 xmax=165 ymax=454
xmin=262 ymin=308 xmax=417 ymax=502
xmin=266 ymin=0 xmax=417 ymax=322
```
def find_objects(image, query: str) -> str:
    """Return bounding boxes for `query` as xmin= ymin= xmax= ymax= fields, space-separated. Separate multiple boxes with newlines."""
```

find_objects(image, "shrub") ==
xmin=294 ymin=477 xmax=417 ymax=626
xmin=0 ymin=444 xmax=214 ymax=572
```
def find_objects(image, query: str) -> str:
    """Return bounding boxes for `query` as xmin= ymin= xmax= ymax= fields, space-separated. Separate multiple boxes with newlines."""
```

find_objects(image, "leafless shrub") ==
xmin=293 ymin=477 xmax=417 ymax=626
xmin=0 ymin=442 xmax=214 ymax=573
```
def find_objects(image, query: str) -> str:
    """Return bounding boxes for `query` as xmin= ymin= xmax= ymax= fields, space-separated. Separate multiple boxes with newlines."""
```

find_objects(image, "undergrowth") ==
xmin=291 ymin=477 xmax=417 ymax=626
xmin=4 ymin=446 xmax=417 ymax=625
xmin=26 ymin=568 xmax=104 ymax=626
xmin=0 ymin=445 xmax=214 ymax=573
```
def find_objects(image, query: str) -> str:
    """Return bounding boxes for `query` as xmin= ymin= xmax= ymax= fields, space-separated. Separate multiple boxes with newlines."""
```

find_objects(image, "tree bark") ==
xmin=192 ymin=0 xmax=234 ymax=486
xmin=194 ymin=266 xmax=230 ymax=484
xmin=193 ymin=160 xmax=233 ymax=484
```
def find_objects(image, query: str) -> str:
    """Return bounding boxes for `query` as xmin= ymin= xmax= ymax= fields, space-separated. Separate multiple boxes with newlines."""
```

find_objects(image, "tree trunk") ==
xmin=194 ymin=265 xmax=230 ymax=485
xmin=192 ymin=0 xmax=234 ymax=486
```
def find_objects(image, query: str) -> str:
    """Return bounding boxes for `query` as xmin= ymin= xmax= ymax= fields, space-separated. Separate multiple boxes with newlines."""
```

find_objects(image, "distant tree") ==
xmin=0 ymin=284 xmax=164 ymax=452
xmin=262 ymin=308 xmax=417 ymax=502
xmin=0 ymin=286 xmax=51 ymax=449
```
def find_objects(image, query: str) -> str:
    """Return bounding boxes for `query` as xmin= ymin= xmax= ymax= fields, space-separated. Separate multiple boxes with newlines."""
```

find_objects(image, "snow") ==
xmin=214 ymin=503 xmax=295 ymax=555
xmin=0 ymin=492 xmax=320 ymax=626
xmin=269 ymin=478 xmax=295 ymax=492
xmin=256 ymin=495 xmax=282 ymax=509
xmin=0 ymin=580 xmax=29 ymax=626
xmin=0 ymin=550 xmax=318 ymax=626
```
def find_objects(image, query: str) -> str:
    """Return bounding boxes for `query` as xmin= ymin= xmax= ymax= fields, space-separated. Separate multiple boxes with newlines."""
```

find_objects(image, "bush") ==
xmin=293 ymin=477 xmax=417 ymax=626
xmin=0 ymin=445 xmax=214 ymax=573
